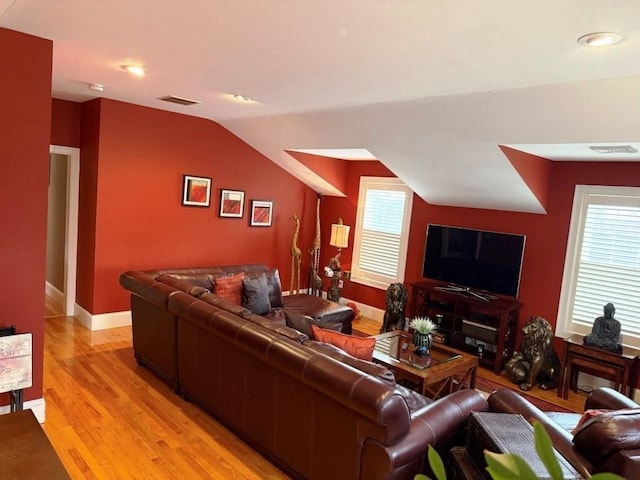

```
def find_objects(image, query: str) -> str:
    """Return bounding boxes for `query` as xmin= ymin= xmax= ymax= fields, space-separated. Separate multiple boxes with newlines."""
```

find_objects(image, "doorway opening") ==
xmin=46 ymin=145 xmax=79 ymax=317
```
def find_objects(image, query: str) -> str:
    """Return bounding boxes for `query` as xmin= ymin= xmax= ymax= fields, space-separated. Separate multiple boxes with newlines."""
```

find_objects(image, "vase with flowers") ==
xmin=408 ymin=317 xmax=436 ymax=368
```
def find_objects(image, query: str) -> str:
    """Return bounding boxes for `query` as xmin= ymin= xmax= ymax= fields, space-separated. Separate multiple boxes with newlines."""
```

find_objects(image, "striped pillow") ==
xmin=213 ymin=272 xmax=245 ymax=305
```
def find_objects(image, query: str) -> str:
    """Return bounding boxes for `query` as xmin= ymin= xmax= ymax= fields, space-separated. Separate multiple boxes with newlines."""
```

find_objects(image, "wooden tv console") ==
xmin=410 ymin=280 xmax=522 ymax=374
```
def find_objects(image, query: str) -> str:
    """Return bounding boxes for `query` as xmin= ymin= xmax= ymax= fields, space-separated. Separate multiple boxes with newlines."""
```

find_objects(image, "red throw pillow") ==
xmin=214 ymin=272 xmax=245 ymax=305
xmin=311 ymin=324 xmax=376 ymax=361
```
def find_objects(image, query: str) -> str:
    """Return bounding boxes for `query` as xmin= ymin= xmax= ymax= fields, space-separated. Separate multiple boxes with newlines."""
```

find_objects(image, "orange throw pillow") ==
xmin=214 ymin=272 xmax=245 ymax=305
xmin=311 ymin=324 xmax=376 ymax=361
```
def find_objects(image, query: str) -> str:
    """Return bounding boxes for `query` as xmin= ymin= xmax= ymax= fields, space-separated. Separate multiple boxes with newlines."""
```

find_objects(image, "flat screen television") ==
xmin=422 ymin=224 xmax=525 ymax=298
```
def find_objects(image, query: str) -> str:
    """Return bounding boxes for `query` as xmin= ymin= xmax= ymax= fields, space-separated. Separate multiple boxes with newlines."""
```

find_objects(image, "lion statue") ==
xmin=505 ymin=316 xmax=560 ymax=391
xmin=380 ymin=283 xmax=408 ymax=333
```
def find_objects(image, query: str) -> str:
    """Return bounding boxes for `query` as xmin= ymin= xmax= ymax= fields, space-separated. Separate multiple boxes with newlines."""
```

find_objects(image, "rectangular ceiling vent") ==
xmin=589 ymin=145 xmax=638 ymax=154
xmin=158 ymin=95 xmax=202 ymax=106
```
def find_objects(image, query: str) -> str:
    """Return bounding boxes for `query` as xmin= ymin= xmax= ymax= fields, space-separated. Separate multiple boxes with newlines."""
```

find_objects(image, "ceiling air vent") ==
xmin=589 ymin=145 xmax=638 ymax=154
xmin=158 ymin=95 xmax=202 ymax=106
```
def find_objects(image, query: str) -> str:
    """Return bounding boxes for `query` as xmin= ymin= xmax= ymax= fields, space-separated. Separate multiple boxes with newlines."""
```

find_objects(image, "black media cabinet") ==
xmin=410 ymin=280 xmax=522 ymax=375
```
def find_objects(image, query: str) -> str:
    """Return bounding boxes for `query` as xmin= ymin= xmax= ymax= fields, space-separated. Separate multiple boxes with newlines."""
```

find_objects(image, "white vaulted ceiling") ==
xmin=2 ymin=0 xmax=640 ymax=213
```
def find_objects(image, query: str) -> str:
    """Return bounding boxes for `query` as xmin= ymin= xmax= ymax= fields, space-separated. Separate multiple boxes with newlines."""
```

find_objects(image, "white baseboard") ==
xmin=0 ymin=397 xmax=46 ymax=423
xmin=45 ymin=281 xmax=64 ymax=306
xmin=74 ymin=305 xmax=132 ymax=331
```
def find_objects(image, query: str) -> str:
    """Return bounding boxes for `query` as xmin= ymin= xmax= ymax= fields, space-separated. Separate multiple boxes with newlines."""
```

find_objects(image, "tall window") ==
xmin=351 ymin=177 xmax=413 ymax=289
xmin=556 ymin=185 xmax=640 ymax=347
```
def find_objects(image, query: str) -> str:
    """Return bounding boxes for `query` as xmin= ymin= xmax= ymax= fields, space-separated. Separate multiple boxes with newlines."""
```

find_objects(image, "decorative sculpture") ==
xmin=289 ymin=214 xmax=301 ymax=295
xmin=308 ymin=193 xmax=323 ymax=296
xmin=584 ymin=302 xmax=622 ymax=352
xmin=504 ymin=316 xmax=560 ymax=391
xmin=380 ymin=283 xmax=408 ymax=333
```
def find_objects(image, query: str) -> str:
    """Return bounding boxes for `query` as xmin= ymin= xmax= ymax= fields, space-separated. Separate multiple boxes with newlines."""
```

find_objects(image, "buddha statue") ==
xmin=584 ymin=302 xmax=622 ymax=352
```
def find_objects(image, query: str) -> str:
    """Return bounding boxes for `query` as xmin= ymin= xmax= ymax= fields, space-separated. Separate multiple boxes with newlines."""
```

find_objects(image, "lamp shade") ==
xmin=329 ymin=223 xmax=350 ymax=249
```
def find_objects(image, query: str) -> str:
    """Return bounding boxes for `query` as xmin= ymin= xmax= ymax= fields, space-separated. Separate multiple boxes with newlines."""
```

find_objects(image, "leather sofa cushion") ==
xmin=286 ymin=311 xmax=342 ymax=337
xmin=156 ymin=271 xmax=214 ymax=290
xmin=573 ymin=408 xmax=640 ymax=463
xmin=244 ymin=311 xmax=308 ymax=343
xmin=303 ymin=340 xmax=431 ymax=413
xmin=304 ymin=339 xmax=396 ymax=385
xmin=156 ymin=274 xmax=210 ymax=297
xmin=199 ymin=292 xmax=253 ymax=318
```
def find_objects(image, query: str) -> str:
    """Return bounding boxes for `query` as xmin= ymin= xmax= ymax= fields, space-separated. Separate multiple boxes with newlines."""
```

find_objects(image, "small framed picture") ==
xmin=219 ymin=189 xmax=245 ymax=218
xmin=182 ymin=175 xmax=212 ymax=207
xmin=250 ymin=200 xmax=273 ymax=227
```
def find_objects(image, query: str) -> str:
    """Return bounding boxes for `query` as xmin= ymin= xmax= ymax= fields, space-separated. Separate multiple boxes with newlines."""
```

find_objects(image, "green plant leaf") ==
xmin=485 ymin=451 xmax=538 ymax=480
xmin=414 ymin=475 xmax=430 ymax=480
xmin=533 ymin=422 xmax=563 ymax=480
xmin=590 ymin=474 xmax=626 ymax=480
xmin=427 ymin=445 xmax=447 ymax=480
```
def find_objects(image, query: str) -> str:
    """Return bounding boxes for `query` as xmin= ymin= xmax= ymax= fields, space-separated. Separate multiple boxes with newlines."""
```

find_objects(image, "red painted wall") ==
xmin=75 ymin=98 xmax=317 ymax=314
xmin=0 ymin=28 xmax=52 ymax=403
xmin=501 ymin=146 xmax=552 ymax=211
xmin=288 ymin=151 xmax=350 ymax=195
xmin=50 ymin=96 xmax=640 ymax=348
xmin=51 ymin=98 xmax=81 ymax=147
xmin=322 ymin=158 xmax=640 ymax=344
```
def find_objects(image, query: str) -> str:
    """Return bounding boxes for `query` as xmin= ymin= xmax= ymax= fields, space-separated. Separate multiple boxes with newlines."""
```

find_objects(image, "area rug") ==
xmin=475 ymin=377 xmax=574 ymax=413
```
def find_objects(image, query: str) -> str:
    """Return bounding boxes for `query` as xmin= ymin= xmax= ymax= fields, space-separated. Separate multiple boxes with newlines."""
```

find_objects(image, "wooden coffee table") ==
xmin=373 ymin=330 xmax=478 ymax=399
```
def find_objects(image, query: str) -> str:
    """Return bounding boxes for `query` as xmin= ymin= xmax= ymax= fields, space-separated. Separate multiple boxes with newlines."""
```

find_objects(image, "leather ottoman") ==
xmin=283 ymin=294 xmax=354 ymax=334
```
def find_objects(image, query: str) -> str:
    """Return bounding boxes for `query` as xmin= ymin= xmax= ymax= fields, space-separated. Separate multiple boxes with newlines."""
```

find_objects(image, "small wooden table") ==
xmin=558 ymin=333 xmax=640 ymax=399
xmin=373 ymin=330 xmax=478 ymax=399
xmin=0 ymin=409 xmax=70 ymax=479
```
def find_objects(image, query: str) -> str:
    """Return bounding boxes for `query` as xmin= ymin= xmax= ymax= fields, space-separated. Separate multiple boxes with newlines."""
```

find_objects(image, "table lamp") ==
xmin=328 ymin=217 xmax=350 ymax=271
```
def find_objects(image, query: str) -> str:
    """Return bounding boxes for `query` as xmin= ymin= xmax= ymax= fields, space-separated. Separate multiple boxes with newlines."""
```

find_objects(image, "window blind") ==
xmin=358 ymin=189 xmax=406 ymax=277
xmin=351 ymin=177 xmax=413 ymax=289
xmin=572 ymin=199 xmax=640 ymax=339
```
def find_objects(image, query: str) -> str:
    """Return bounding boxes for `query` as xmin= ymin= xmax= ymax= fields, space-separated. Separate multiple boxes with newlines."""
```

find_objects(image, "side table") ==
xmin=558 ymin=333 xmax=640 ymax=399
xmin=0 ymin=409 xmax=71 ymax=479
xmin=326 ymin=270 xmax=350 ymax=302
xmin=466 ymin=412 xmax=581 ymax=479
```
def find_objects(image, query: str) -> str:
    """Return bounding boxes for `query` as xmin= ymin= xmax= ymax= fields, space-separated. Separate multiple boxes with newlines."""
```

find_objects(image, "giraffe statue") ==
xmin=289 ymin=214 xmax=301 ymax=295
xmin=309 ymin=193 xmax=323 ymax=296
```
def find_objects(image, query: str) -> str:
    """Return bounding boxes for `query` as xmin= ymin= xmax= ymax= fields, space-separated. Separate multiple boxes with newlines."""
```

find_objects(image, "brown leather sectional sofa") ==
xmin=488 ymin=387 xmax=640 ymax=478
xmin=119 ymin=263 xmax=489 ymax=480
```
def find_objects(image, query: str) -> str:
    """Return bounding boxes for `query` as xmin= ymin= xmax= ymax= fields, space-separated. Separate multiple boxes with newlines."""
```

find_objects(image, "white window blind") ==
xmin=557 ymin=186 xmax=640 ymax=346
xmin=351 ymin=177 xmax=413 ymax=289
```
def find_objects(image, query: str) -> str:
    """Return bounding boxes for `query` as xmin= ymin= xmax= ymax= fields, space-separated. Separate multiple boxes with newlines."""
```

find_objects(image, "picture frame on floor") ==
xmin=219 ymin=189 xmax=245 ymax=218
xmin=250 ymin=200 xmax=273 ymax=227
xmin=182 ymin=175 xmax=212 ymax=207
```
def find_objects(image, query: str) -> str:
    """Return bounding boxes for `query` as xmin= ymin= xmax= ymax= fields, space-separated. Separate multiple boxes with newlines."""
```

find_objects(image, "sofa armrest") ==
xmin=573 ymin=408 xmax=640 ymax=464
xmin=360 ymin=390 xmax=488 ymax=480
xmin=585 ymin=387 xmax=640 ymax=411
xmin=488 ymin=389 xmax=592 ymax=478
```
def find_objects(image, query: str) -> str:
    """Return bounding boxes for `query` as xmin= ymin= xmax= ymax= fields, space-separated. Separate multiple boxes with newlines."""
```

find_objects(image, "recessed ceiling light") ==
xmin=120 ymin=65 xmax=147 ymax=77
xmin=89 ymin=83 xmax=104 ymax=92
xmin=233 ymin=94 xmax=256 ymax=103
xmin=577 ymin=32 xmax=623 ymax=47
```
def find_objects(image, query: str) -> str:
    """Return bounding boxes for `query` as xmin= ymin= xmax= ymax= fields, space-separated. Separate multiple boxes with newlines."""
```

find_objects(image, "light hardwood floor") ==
xmin=42 ymin=313 xmax=288 ymax=479
xmin=40 ymin=304 xmax=586 ymax=479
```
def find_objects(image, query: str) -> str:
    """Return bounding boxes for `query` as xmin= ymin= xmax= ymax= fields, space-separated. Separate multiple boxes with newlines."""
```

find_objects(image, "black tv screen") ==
xmin=422 ymin=224 xmax=525 ymax=298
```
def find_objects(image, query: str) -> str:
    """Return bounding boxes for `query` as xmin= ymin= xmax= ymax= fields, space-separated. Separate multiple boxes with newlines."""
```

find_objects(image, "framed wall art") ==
xmin=250 ymin=200 xmax=273 ymax=227
xmin=219 ymin=189 xmax=245 ymax=218
xmin=182 ymin=175 xmax=212 ymax=207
